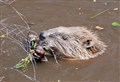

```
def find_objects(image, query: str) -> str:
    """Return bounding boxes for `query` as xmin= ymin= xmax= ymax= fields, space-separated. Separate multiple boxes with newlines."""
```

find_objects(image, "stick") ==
xmin=12 ymin=7 xmax=30 ymax=29
xmin=90 ymin=9 xmax=109 ymax=19
xmin=14 ymin=24 xmax=27 ymax=37
xmin=0 ymin=2 xmax=38 ymax=81
xmin=10 ymin=67 xmax=40 ymax=82
xmin=0 ymin=1 xmax=30 ymax=29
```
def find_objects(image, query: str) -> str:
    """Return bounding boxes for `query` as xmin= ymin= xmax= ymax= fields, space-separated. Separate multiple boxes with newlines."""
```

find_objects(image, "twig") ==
xmin=0 ymin=1 xmax=30 ymax=29
xmin=1 ymin=25 xmax=38 ymax=82
xmin=0 ymin=2 xmax=38 ymax=81
xmin=8 ymin=36 xmax=27 ymax=52
xmin=0 ymin=23 xmax=28 ymax=44
xmin=0 ymin=40 xmax=5 ymax=82
xmin=14 ymin=24 xmax=38 ymax=36
xmin=0 ymin=76 xmax=5 ymax=82
xmin=8 ymin=0 xmax=16 ymax=5
xmin=0 ymin=0 xmax=16 ymax=4
xmin=0 ymin=22 xmax=38 ymax=81
xmin=0 ymin=24 xmax=27 ymax=52
xmin=14 ymin=24 xmax=27 ymax=38
xmin=12 ymin=7 xmax=30 ymax=29
xmin=10 ymin=67 xmax=40 ymax=82
xmin=90 ymin=9 xmax=109 ymax=19
xmin=0 ymin=0 xmax=16 ymax=9
xmin=0 ymin=17 xmax=9 ymax=23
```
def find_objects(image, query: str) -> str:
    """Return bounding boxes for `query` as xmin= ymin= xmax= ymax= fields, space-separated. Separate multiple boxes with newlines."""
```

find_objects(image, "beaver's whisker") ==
xmin=50 ymin=48 xmax=59 ymax=64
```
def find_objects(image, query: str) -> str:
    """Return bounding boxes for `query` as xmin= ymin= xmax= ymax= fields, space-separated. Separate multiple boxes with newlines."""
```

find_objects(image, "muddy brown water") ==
xmin=0 ymin=0 xmax=120 ymax=82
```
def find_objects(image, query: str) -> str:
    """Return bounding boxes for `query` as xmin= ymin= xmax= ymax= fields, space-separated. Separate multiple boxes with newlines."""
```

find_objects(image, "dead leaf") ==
xmin=113 ymin=8 xmax=118 ymax=11
xmin=93 ymin=0 xmax=96 ymax=2
xmin=0 ymin=35 xmax=6 ymax=38
xmin=95 ymin=26 xmax=104 ymax=30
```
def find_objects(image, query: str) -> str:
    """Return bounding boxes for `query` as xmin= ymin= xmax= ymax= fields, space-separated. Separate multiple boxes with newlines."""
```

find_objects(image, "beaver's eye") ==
xmin=83 ymin=40 xmax=92 ymax=47
xmin=86 ymin=40 xmax=92 ymax=46
xmin=39 ymin=32 xmax=45 ymax=41
xmin=62 ymin=35 xmax=69 ymax=40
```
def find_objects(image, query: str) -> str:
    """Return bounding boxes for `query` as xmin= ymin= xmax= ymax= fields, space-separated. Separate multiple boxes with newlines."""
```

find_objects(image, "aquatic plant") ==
xmin=15 ymin=55 xmax=31 ymax=71
xmin=112 ymin=22 xmax=120 ymax=26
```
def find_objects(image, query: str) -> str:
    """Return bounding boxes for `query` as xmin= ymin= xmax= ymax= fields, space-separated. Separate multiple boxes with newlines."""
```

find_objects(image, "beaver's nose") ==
xmin=39 ymin=32 xmax=45 ymax=41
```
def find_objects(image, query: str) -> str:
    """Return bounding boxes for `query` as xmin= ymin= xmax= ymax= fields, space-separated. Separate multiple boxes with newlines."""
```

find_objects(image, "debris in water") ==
xmin=58 ymin=80 xmax=61 ymax=82
xmin=78 ymin=8 xmax=81 ymax=10
xmin=78 ymin=8 xmax=82 ymax=15
xmin=28 ymin=22 xmax=35 ymax=26
xmin=112 ymin=22 xmax=120 ymax=26
xmin=104 ymin=2 xmax=108 ymax=6
xmin=113 ymin=8 xmax=118 ymax=11
xmin=95 ymin=26 xmax=104 ymax=30
xmin=0 ymin=35 xmax=5 ymax=39
xmin=2 ymin=51 xmax=6 ymax=53
xmin=90 ymin=9 xmax=109 ymax=19
xmin=93 ymin=0 xmax=96 ymax=2
xmin=0 ymin=76 xmax=5 ymax=81
xmin=75 ymin=68 xmax=79 ymax=69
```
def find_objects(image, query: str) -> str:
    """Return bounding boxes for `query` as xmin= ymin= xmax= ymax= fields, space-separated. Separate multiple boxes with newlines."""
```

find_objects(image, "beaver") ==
xmin=39 ymin=26 xmax=107 ymax=60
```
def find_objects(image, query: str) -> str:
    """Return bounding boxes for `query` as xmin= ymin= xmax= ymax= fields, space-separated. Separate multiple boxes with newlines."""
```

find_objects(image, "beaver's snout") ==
xmin=39 ymin=32 xmax=46 ymax=41
xmin=39 ymin=32 xmax=48 ymax=46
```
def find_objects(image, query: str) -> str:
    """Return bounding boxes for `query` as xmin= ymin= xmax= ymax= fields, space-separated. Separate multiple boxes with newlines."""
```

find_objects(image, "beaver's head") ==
xmin=39 ymin=26 xmax=107 ymax=60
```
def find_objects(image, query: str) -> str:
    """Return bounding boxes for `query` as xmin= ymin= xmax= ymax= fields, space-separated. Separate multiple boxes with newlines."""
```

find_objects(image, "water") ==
xmin=0 ymin=0 xmax=119 ymax=82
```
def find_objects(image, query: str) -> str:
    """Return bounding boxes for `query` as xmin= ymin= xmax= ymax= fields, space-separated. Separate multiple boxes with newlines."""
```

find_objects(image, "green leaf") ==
xmin=112 ymin=22 xmax=120 ymax=26
xmin=15 ymin=56 xmax=31 ymax=71
xmin=15 ymin=63 xmax=24 ymax=68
